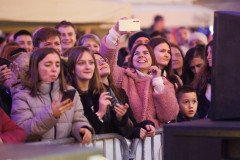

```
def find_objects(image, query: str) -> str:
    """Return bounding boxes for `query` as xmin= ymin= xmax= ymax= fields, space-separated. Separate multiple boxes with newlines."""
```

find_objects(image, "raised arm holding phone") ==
xmin=99 ymin=18 xmax=179 ymax=129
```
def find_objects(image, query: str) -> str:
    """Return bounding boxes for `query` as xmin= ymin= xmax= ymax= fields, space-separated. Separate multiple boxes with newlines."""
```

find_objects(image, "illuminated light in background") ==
xmin=209 ymin=25 xmax=214 ymax=35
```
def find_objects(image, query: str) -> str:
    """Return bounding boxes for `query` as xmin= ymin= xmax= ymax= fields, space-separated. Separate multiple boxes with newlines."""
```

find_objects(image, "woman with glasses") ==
xmin=67 ymin=46 xmax=134 ymax=137
xmin=94 ymin=52 xmax=156 ymax=139
xmin=98 ymin=18 xmax=179 ymax=128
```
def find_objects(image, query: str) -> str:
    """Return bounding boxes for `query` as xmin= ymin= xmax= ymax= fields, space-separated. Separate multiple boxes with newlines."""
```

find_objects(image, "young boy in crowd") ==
xmin=173 ymin=85 xmax=199 ymax=122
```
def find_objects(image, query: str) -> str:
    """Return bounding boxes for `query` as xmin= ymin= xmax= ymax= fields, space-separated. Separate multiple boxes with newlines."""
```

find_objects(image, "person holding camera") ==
xmin=67 ymin=46 xmax=134 ymax=137
xmin=94 ymin=52 xmax=155 ymax=139
xmin=11 ymin=48 xmax=93 ymax=143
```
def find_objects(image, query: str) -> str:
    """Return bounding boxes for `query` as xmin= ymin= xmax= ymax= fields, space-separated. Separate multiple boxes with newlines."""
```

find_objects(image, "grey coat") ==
xmin=11 ymin=79 xmax=93 ymax=142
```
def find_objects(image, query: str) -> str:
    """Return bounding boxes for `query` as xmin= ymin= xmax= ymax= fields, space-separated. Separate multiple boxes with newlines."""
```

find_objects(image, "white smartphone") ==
xmin=119 ymin=19 xmax=141 ymax=32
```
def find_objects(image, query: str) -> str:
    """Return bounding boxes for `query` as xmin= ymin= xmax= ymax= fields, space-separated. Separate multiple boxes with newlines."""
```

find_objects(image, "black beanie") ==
xmin=128 ymin=32 xmax=150 ymax=52
xmin=10 ymin=48 xmax=27 ymax=57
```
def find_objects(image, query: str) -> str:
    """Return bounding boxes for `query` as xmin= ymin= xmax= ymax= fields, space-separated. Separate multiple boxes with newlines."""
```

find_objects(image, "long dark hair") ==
xmin=94 ymin=53 xmax=126 ymax=103
xmin=193 ymin=41 xmax=213 ymax=93
xmin=148 ymin=38 xmax=182 ymax=89
xmin=182 ymin=45 xmax=206 ymax=85
xmin=67 ymin=46 xmax=104 ymax=95
xmin=23 ymin=48 xmax=66 ymax=96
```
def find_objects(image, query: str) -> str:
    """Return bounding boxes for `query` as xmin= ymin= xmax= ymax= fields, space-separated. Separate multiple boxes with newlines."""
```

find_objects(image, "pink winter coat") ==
xmin=100 ymin=37 xmax=179 ymax=128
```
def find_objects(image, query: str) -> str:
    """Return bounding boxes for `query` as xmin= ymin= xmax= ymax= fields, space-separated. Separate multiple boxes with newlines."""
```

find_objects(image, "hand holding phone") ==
xmin=98 ymin=92 xmax=112 ymax=118
xmin=0 ymin=58 xmax=11 ymax=69
xmin=0 ymin=64 xmax=12 ymax=86
xmin=114 ymin=103 xmax=129 ymax=122
xmin=119 ymin=19 xmax=141 ymax=32
xmin=52 ymin=97 xmax=74 ymax=118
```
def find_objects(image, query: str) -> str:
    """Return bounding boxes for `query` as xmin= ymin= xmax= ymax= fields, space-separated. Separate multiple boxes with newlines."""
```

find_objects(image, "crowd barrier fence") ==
xmin=27 ymin=128 xmax=163 ymax=160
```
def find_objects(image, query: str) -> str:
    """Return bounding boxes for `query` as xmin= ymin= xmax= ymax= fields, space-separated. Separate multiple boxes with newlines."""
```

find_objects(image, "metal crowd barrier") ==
xmin=26 ymin=137 xmax=76 ymax=146
xmin=91 ymin=133 xmax=130 ymax=160
xmin=26 ymin=128 xmax=164 ymax=160
xmin=129 ymin=128 xmax=163 ymax=160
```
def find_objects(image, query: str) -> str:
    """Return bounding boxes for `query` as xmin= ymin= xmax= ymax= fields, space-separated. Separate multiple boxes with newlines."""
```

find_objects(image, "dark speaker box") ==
xmin=210 ymin=11 xmax=240 ymax=120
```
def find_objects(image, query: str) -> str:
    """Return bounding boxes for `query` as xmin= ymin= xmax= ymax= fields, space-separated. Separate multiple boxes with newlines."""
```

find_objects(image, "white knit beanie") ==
xmin=188 ymin=32 xmax=208 ymax=45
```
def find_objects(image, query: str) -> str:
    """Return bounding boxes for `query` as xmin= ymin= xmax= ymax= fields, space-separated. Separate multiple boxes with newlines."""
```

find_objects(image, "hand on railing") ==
xmin=145 ymin=125 xmax=155 ymax=137
xmin=79 ymin=128 xmax=92 ymax=145
xmin=139 ymin=128 xmax=147 ymax=139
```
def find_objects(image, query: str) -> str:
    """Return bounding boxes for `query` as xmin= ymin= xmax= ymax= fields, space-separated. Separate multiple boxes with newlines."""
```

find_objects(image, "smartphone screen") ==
xmin=61 ymin=89 xmax=76 ymax=102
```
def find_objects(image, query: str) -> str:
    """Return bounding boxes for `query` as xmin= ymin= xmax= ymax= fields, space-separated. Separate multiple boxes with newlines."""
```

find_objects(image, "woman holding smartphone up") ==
xmin=11 ymin=48 xmax=93 ymax=143
xmin=99 ymin=18 xmax=179 ymax=128
xmin=67 ymin=46 xmax=134 ymax=137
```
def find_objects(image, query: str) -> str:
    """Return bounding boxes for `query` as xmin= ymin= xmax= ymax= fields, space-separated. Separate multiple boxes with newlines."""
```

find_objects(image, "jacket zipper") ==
xmin=49 ymin=82 xmax=56 ymax=139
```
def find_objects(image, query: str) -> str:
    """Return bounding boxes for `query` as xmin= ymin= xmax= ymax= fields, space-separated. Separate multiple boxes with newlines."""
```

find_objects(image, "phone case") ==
xmin=0 ymin=57 xmax=11 ymax=68
xmin=61 ymin=89 xmax=76 ymax=102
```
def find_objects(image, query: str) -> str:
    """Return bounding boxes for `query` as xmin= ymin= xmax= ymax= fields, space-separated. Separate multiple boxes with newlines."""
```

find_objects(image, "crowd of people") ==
xmin=0 ymin=15 xmax=213 ymax=144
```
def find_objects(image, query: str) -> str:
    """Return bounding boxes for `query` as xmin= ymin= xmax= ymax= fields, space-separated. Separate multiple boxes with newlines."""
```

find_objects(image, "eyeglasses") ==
xmin=96 ymin=58 xmax=108 ymax=65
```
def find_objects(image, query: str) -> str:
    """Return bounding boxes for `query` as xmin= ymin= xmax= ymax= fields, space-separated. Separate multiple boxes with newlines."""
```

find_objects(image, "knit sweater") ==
xmin=99 ymin=36 xmax=179 ymax=128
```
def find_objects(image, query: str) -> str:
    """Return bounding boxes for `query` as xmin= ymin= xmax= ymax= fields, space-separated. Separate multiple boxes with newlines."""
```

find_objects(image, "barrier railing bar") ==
xmin=151 ymin=137 xmax=154 ymax=160
xmin=26 ymin=128 xmax=163 ymax=160
xmin=93 ymin=140 xmax=96 ymax=147
xmin=129 ymin=128 xmax=164 ymax=160
xmin=129 ymin=139 xmax=140 ymax=160
xmin=26 ymin=137 xmax=75 ymax=146
xmin=159 ymin=128 xmax=164 ymax=160
xmin=142 ymin=138 xmax=145 ymax=160
xmin=92 ymin=133 xmax=130 ymax=160
xmin=103 ymin=139 xmax=106 ymax=158
xmin=113 ymin=138 xmax=116 ymax=160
